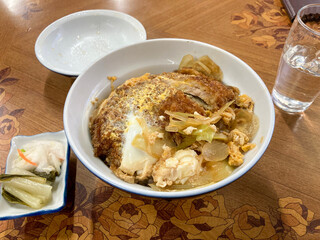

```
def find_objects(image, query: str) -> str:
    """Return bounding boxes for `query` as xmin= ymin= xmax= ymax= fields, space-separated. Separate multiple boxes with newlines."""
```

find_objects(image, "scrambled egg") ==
xmin=221 ymin=107 xmax=235 ymax=126
xmin=227 ymin=141 xmax=244 ymax=167
xmin=152 ymin=149 xmax=201 ymax=187
xmin=227 ymin=129 xmax=255 ymax=166
xmin=236 ymin=94 xmax=254 ymax=112
xmin=229 ymin=129 xmax=249 ymax=146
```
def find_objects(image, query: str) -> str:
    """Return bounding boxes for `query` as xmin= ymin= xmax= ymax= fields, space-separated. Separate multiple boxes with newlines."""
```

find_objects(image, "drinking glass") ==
xmin=272 ymin=4 xmax=320 ymax=113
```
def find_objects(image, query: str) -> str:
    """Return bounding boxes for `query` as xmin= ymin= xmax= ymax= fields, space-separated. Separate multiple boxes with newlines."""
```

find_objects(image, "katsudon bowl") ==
xmin=63 ymin=38 xmax=275 ymax=198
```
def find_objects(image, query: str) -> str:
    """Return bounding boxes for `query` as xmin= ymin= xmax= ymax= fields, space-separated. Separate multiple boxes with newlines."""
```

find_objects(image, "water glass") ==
xmin=272 ymin=4 xmax=320 ymax=113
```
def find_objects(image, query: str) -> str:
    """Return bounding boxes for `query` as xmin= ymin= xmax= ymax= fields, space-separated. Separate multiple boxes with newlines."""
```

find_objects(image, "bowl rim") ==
xmin=64 ymin=38 xmax=275 ymax=198
xmin=34 ymin=9 xmax=147 ymax=76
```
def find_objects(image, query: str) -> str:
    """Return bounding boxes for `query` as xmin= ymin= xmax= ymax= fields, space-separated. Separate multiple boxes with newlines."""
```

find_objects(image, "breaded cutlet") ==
xmin=90 ymin=71 xmax=239 ymax=182
xmin=158 ymin=70 xmax=238 ymax=111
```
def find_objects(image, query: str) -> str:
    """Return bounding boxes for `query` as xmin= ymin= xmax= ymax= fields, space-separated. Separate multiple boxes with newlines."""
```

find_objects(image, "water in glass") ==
xmin=272 ymin=44 xmax=320 ymax=113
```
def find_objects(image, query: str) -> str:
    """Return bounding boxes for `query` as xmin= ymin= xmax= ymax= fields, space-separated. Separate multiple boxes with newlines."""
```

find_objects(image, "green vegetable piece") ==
xmin=176 ymin=135 xmax=197 ymax=150
xmin=192 ymin=124 xmax=216 ymax=142
xmin=0 ymin=174 xmax=37 ymax=182
xmin=212 ymin=132 xmax=229 ymax=142
xmin=32 ymin=170 xmax=57 ymax=182
xmin=2 ymin=189 xmax=28 ymax=206
xmin=2 ymin=184 xmax=45 ymax=209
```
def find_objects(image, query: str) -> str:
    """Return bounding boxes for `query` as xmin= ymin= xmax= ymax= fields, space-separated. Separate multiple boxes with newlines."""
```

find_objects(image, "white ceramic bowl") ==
xmin=64 ymin=38 xmax=275 ymax=198
xmin=0 ymin=131 xmax=70 ymax=220
xmin=35 ymin=10 xmax=147 ymax=76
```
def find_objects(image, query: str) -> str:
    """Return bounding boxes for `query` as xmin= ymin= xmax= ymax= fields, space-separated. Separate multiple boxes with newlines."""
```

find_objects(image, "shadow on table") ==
xmin=43 ymin=71 xmax=76 ymax=106
xmin=275 ymin=97 xmax=319 ymax=133
xmin=62 ymin=151 xmax=78 ymax=212
xmin=280 ymin=111 xmax=304 ymax=129
xmin=277 ymin=105 xmax=319 ymax=155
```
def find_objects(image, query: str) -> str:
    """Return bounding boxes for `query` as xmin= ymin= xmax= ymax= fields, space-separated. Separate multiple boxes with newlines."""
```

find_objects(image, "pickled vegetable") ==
xmin=0 ymin=173 xmax=52 ymax=209
xmin=1 ymin=140 xmax=65 ymax=208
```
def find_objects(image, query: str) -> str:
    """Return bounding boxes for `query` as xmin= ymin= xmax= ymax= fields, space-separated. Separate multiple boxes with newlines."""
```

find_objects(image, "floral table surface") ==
xmin=0 ymin=0 xmax=319 ymax=239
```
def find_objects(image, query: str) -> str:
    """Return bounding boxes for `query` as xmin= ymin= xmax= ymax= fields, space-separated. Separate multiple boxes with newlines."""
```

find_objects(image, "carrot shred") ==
xmin=17 ymin=149 xmax=37 ymax=166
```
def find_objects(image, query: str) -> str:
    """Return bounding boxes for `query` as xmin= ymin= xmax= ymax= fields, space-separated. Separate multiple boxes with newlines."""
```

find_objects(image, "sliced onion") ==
xmin=168 ymin=160 xmax=234 ymax=189
xmin=132 ymin=134 xmax=147 ymax=152
xmin=232 ymin=109 xmax=259 ymax=140
xmin=202 ymin=140 xmax=229 ymax=161
xmin=198 ymin=55 xmax=223 ymax=81
xmin=206 ymin=160 xmax=234 ymax=182
xmin=179 ymin=54 xmax=194 ymax=69
xmin=193 ymin=60 xmax=212 ymax=75
xmin=132 ymin=134 xmax=165 ymax=159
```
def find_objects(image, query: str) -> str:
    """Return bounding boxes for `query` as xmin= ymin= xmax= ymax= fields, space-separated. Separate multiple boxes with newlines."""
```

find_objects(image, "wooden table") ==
xmin=1 ymin=0 xmax=320 ymax=239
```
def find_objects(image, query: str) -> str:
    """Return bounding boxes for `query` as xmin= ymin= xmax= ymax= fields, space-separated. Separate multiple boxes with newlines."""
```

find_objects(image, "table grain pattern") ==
xmin=0 ymin=0 xmax=319 ymax=239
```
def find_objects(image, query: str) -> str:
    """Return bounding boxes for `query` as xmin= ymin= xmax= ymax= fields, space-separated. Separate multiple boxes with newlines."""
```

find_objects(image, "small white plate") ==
xmin=0 ymin=131 xmax=70 ymax=220
xmin=35 ymin=10 xmax=147 ymax=76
